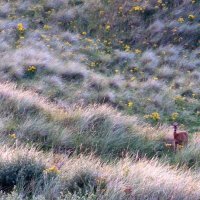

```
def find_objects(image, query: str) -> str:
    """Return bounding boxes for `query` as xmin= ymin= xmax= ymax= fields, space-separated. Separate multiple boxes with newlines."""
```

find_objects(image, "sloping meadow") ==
xmin=0 ymin=82 xmax=200 ymax=168
xmin=0 ymin=82 xmax=163 ymax=158
xmin=0 ymin=144 xmax=200 ymax=199
xmin=0 ymin=0 xmax=200 ymax=199
xmin=0 ymin=0 xmax=200 ymax=131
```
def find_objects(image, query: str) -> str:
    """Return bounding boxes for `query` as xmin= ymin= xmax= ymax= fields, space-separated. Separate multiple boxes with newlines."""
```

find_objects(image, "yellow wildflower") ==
xmin=151 ymin=112 xmax=160 ymax=121
xmin=131 ymin=6 xmax=143 ymax=11
xmin=17 ymin=23 xmax=25 ymax=32
xmin=130 ymin=77 xmax=136 ymax=81
xmin=43 ymin=24 xmax=51 ymax=30
xmin=144 ymin=114 xmax=150 ymax=119
xmin=90 ymin=62 xmax=96 ymax=67
xmin=99 ymin=10 xmax=105 ymax=16
xmin=171 ymin=112 xmax=179 ymax=121
xmin=178 ymin=17 xmax=184 ymax=23
xmin=44 ymin=166 xmax=59 ymax=174
xmin=9 ymin=133 xmax=17 ymax=139
xmin=27 ymin=66 xmax=37 ymax=72
xmin=188 ymin=14 xmax=195 ymax=20
xmin=127 ymin=101 xmax=134 ymax=108
xmin=105 ymin=24 xmax=111 ymax=31
xmin=134 ymin=49 xmax=142 ymax=54
xmin=145 ymin=112 xmax=160 ymax=121
xmin=124 ymin=45 xmax=130 ymax=52
xmin=115 ymin=69 xmax=119 ymax=73
xmin=174 ymin=95 xmax=185 ymax=102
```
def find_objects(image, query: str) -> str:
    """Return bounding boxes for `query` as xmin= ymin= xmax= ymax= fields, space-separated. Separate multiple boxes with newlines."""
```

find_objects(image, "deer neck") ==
xmin=174 ymin=126 xmax=177 ymax=137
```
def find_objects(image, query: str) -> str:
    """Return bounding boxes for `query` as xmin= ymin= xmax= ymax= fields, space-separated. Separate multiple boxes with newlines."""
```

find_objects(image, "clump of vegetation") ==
xmin=63 ymin=171 xmax=98 ymax=195
xmin=24 ymin=65 xmax=37 ymax=79
xmin=0 ymin=159 xmax=45 ymax=194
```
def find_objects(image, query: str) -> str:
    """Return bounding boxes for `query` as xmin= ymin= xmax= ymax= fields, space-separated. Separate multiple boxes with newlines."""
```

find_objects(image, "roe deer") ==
xmin=173 ymin=122 xmax=188 ymax=152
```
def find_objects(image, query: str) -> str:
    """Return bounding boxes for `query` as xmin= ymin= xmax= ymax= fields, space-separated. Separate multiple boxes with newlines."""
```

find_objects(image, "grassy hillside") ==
xmin=0 ymin=0 xmax=200 ymax=199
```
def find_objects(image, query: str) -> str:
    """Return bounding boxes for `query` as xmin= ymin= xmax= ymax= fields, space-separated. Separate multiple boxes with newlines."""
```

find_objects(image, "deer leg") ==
xmin=173 ymin=141 xmax=177 ymax=153
xmin=184 ymin=140 xmax=188 ymax=147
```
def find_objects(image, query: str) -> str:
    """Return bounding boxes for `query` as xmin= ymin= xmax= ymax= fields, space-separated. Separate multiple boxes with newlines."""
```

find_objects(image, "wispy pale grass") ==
xmin=0 ymin=82 xmax=165 ymax=158
xmin=0 ymin=144 xmax=200 ymax=199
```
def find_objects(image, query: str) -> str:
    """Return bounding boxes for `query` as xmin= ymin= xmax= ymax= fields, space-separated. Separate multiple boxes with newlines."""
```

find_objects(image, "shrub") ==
xmin=63 ymin=171 xmax=98 ymax=195
xmin=24 ymin=65 xmax=37 ymax=79
xmin=0 ymin=159 xmax=45 ymax=194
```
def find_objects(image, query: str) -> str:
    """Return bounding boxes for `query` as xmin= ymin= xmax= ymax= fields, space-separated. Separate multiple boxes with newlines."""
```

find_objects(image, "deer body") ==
xmin=173 ymin=123 xmax=188 ymax=152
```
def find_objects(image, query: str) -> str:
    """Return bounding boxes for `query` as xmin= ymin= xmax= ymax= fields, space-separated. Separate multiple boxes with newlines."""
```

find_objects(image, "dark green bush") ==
xmin=63 ymin=171 xmax=98 ymax=195
xmin=68 ymin=0 xmax=84 ymax=6
xmin=0 ymin=159 xmax=45 ymax=194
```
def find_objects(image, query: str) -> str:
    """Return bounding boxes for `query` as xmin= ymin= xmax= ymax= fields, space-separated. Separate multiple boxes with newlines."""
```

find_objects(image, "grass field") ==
xmin=0 ymin=0 xmax=200 ymax=199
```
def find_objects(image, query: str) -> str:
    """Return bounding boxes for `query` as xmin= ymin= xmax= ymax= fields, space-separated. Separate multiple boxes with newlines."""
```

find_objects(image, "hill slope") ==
xmin=0 ymin=0 xmax=200 ymax=199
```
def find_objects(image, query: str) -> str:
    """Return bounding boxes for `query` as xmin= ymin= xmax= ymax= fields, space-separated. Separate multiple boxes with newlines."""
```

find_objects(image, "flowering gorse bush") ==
xmin=15 ymin=23 xmax=26 ymax=48
xmin=24 ymin=65 xmax=37 ymax=78
xmin=17 ymin=23 xmax=25 ymax=33
xmin=171 ymin=112 xmax=179 ymax=121
xmin=9 ymin=133 xmax=17 ymax=139
xmin=44 ymin=166 xmax=60 ymax=174
xmin=144 ymin=112 xmax=160 ymax=122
